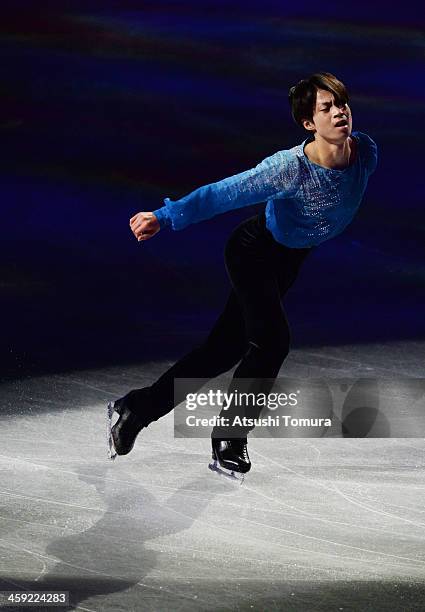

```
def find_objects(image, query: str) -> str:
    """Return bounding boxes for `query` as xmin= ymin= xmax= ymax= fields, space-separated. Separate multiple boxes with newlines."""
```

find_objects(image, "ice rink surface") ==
xmin=1 ymin=343 xmax=425 ymax=611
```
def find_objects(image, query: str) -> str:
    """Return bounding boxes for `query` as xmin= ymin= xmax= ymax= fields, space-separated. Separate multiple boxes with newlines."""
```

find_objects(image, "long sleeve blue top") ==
xmin=152 ymin=130 xmax=378 ymax=248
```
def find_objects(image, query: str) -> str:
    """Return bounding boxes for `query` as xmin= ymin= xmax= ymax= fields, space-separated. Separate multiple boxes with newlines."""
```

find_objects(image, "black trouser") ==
xmin=124 ymin=211 xmax=314 ymax=437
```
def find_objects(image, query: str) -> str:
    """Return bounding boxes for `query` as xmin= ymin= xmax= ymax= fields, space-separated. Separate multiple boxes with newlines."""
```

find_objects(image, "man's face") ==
xmin=303 ymin=88 xmax=352 ymax=141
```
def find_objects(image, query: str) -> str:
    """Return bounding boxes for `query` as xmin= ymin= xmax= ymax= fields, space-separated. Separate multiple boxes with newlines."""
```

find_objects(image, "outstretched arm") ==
xmin=130 ymin=148 xmax=296 ymax=241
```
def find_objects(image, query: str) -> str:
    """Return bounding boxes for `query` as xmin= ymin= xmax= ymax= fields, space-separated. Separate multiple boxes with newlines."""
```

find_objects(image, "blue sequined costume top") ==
xmin=152 ymin=131 xmax=378 ymax=248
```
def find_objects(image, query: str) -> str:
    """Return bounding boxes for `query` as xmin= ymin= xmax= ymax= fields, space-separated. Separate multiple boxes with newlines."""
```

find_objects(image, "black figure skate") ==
xmin=106 ymin=396 xmax=147 ymax=460
xmin=209 ymin=438 xmax=251 ymax=484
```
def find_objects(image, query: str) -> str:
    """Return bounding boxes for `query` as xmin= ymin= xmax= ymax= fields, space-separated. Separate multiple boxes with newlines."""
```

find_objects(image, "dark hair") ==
xmin=288 ymin=72 xmax=350 ymax=129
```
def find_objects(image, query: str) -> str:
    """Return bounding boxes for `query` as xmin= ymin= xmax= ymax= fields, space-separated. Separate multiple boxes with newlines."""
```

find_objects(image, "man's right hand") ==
xmin=129 ymin=212 xmax=160 ymax=242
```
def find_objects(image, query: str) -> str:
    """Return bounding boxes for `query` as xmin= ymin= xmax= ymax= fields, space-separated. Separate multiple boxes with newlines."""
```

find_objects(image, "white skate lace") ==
xmin=234 ymin=441 xmax=248 ymax=461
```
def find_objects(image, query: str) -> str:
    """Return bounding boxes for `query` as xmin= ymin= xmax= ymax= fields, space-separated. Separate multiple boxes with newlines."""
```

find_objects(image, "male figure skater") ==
xmin=106 ymin=72 xmax=378 ymax=480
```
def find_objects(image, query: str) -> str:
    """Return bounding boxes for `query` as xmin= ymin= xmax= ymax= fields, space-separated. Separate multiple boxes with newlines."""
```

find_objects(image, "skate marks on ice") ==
xmin=2 ymin=437 xmax=425 ymax=610
xmin=245 ymin=440 xmax=425 ymax=576
xmin=0 ymin=460 xmax=222 ymax=611
xmin=2 ymin=368 xmax=425 ymax=609
xmin=288 ymin=339 xmax=425 ymax=378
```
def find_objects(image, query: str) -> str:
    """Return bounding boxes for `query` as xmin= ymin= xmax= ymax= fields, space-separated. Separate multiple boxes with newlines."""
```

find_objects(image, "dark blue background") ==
xmin=2 ymin=1 xmax=424 ymax=378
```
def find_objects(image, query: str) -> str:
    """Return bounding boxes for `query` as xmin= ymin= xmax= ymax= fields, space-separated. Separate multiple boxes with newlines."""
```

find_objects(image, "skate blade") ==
xmin=106 ymin=401 xmax=117 ymax=461
xmin=208 ymin=460 xmax=244 ymax=484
